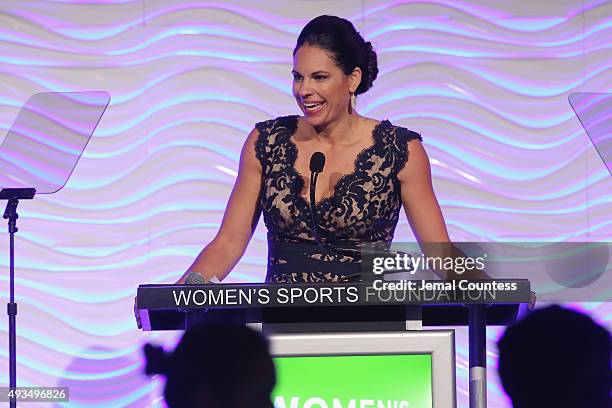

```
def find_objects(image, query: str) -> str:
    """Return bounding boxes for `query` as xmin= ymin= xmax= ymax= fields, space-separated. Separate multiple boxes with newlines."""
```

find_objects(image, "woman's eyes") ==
xmin=292 ymin=75 xmax=327 ymax=81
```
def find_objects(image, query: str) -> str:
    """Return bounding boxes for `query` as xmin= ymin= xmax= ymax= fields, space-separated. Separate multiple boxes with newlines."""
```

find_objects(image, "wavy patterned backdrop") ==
xmin=0 ymin=0 xmax=610 ymax=407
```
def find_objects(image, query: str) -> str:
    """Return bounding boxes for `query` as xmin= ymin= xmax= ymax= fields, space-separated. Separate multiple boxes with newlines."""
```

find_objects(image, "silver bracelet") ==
xmin=185 ymin=272 xmax=220 ymax=284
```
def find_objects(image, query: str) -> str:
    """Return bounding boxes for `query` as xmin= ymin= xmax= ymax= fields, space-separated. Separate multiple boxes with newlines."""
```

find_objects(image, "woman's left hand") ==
xmin=529 ymin=290 xmax=537 ymax=310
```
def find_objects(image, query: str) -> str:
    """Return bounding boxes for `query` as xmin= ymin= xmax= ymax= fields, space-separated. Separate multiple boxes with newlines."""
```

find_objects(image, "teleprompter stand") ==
xmin=0 ymin=91 xmax=110 ymax=407
xmin=1 ymin=188 xmax=35 ymax=408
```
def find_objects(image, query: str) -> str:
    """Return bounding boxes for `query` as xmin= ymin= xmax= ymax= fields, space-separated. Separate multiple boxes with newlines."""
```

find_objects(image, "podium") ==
xmin=137 ymin=280 xmax=530 ymax=408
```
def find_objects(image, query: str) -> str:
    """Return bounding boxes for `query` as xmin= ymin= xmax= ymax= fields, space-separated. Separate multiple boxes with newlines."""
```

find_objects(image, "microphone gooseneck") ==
xmin=307 ymin=153 xmax=415 ymax=277
xmin=309 ymin=152 xmax=326 ymax=249
xmin=308 ymin=152 xmax=362 ymax=259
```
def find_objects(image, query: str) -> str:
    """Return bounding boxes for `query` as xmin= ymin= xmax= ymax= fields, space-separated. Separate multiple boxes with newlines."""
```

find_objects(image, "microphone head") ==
xmin=309 ymin=152 xmax=326 ymax=173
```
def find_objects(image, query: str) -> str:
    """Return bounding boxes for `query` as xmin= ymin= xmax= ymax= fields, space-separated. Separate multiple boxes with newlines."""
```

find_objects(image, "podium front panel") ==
xmin=270 ymin=330 xmax=456 ymax=408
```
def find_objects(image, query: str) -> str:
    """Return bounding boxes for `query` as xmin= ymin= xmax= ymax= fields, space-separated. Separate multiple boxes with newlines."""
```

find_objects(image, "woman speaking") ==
xmin=178 ymin=15 xmax=450 ymax=284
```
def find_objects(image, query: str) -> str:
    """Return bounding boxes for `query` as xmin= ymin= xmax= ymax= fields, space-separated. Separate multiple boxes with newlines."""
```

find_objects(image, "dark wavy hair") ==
xmin=294 ymin=15 xmax=378 ymax=95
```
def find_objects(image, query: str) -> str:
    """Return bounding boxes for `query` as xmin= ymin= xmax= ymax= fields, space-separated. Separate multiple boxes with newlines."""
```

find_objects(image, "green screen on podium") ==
xmin=272 ymin=354 xmax=433 ymax=408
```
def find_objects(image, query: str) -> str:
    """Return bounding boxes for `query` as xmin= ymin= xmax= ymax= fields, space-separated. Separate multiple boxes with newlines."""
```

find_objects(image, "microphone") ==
xmin=310 ymin=152 xmax=325 ymax=173
xmin=308 ymin=152 xmax=361 ymax=258
xmin=307 ymin=153 xmax=415 ymax=277
xmin=309 ymin=152 xmax=327 ymax=249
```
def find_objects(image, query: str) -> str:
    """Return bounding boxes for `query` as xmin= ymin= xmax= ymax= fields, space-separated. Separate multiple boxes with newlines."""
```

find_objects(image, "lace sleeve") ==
xmin=394 ymin=126 xmax=423 ymax=174
xmin=254 ymin=116 xmax=299 ymax=175
xmin=254 ymin=119 xmax=274 ymax=174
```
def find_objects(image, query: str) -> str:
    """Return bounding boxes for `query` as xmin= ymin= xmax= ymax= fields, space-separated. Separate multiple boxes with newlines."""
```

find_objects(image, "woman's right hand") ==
xmin=134 ymin=296 xmax=142 ymax=329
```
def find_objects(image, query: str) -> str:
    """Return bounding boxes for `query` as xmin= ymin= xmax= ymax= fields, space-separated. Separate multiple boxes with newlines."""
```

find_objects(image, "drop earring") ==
xmin=350 ymin=92 xmax=356 ymax=111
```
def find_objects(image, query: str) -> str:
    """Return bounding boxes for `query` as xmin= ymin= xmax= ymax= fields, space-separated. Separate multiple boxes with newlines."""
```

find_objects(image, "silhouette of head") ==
xmin=498 ymin=305 xmax=611 ymax=408
xmin=144 ymin=322 xmax=275 ymax=408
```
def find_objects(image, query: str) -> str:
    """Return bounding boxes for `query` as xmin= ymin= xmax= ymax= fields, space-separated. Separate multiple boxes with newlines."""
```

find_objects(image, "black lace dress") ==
xmin=255 ymin=115 xmax=422 ymax=283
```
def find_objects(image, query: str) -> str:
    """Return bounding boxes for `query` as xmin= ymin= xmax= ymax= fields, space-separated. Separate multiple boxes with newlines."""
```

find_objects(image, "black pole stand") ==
xmin=468 ymin=304 xmax=487 ymax=408
xmin=1 ymin=188 xmax=35 ymax=408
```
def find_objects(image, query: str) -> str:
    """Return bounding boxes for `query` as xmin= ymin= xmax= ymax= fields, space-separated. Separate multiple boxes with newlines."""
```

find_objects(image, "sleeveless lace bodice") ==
xmin=254 ymin=115 xmax=422 ymax=283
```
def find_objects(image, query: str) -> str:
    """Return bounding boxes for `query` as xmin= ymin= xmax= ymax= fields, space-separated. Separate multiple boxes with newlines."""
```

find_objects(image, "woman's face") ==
xmin=292 ymin=44 xmax=360 ymax=128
